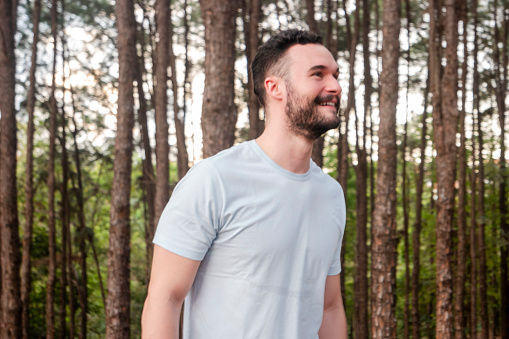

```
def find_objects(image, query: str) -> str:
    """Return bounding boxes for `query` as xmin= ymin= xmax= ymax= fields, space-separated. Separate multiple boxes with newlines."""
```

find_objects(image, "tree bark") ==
xmin=337 ymin=0 xmax=357 ymax=306
xmin=454 ymin=2 xmax=468 ymax=338
xmin=46 ymin=0 xmax=59 ymax=337
xmin=493 ymin=1 xmax=509 ymax=337
xmin=106 ymin=0 xmax=136 ymax=337
xmin=70 ymin=84 xmax=88 ymax=339
xmin=59 ymin=11 xmax=70 ymax=337
xmin=354 ymin=0 xmax=370 ymax=336
xmin=412 ymin=69 xmax=429 ymax=339
xmin=470 ymin=114 xmax=478 ymax=339
xmin=58 ymin=95 xmax=70 ymax=339
xmin=135 ymin=21 xmax=156 ymax=266
xmin=402 ymin=1 xmax=411 ymax=338
xmin=370 ymin=0 xmax=400 ymax=337
xmin=199 ymin=0 xmax=238 ymax=158
xmin=430 ymin=0 xmax=459 ymax=337
xmin=21 ymin=0 xmax=41 ymax=337
xmin=477 ymin=98 xmax=488 ymax=339
xmin=154 ymin=0 xmax=170 ymax=225
xmin=168 ymin=3 xmax=190 ymax=179
xmin=243 ymin=0 xmax=262 ymax=140
xmin=0 ymin=0 xmax=22 ymax=337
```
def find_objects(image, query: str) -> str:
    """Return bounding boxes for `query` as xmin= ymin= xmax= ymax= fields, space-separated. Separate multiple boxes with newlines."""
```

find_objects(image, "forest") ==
xmin=0 ymin=0 xmax=507 ymax=338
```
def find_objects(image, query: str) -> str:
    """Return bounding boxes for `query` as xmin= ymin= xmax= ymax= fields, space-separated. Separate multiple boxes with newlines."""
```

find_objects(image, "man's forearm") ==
xmin=141 ymin=295 xmax=182 ymax=338
xmin=318 ymin=305 xmax=347 ymax=339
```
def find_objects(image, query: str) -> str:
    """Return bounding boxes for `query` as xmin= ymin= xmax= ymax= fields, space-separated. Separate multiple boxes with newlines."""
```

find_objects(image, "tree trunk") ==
xmin=354 ymin=146 xmax=368 ymax=339
xmin=493 ymin=0 xmax=509 ymax=337
xmin=454 ymin=2 xmax=468 ymax=338
xmin=199 ymin=0 xmax=238 ymax=158
xmin=21 ymin=0 xmax=40 ymax=337
xmin=59 ymin=11 xmax=70 ymax=337
xmin=154 ymin=0 xmax=170 ymax=225
xmin=430 ymin=0 xmax=459 ymax=337
xmin=354 ymin=0 xmax=370 ymax=335
xmin=243 ymin=0 xmax=262 ymax=140
xmin=402 ymin=1 xmax=411 ymax=337
xmin=168 ymin=3 xmax=190 ymax=179
xmin=70 ymin=85 xmax=88 ymax=339
xmin=412 ymin=69 xmax=429 ymax=339
xmin=337 ymin=0 xmax=357 ymax=307
xmin=135 ymin=25 xmax=156 ymax=268
xmin=106 ymin=0 xmax=136 ymax=337
xmin=46 ymin=0 xmax=59 ymax=336
xmin=470 ymin=114 xmax=478 ymax=339
xmin=477 ymin=98 xmax=488 ymax=339
xmin=59 ymin=96 xmax=70 ymax=339
xmin=183 ymin=0 xmax=192 ymax=163
xmin=370 ymin=0 xmax=400 ymax=337
xmin=0 ymin=0 xmax=22 ymax=337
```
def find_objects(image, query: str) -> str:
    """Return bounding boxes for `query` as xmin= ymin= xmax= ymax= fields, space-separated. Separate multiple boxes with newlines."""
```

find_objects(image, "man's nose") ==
xmin=326 ymin=77 xmax=342 ymax=96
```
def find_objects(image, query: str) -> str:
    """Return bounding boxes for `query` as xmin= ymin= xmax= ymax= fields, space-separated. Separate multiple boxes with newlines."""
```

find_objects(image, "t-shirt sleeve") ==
xmin=328 ymin=183 xmax=347 ymax=276
xmin=153 ymin=160 xmax=224 ymax=261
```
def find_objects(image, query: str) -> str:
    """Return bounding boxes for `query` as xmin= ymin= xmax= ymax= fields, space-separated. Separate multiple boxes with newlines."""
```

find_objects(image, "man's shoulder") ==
xmin=199 ymin=141 xmax=257 ymax=169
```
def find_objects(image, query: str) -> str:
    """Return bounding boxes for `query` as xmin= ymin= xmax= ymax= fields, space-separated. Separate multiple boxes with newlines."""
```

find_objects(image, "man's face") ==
xmin=283 ymin=44 xmax=342 ymax=140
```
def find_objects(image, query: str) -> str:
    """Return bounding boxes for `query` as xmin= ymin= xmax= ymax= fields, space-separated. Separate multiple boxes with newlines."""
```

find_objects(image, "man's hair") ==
xmin=251 ymin=29 xmax=323 ymax=107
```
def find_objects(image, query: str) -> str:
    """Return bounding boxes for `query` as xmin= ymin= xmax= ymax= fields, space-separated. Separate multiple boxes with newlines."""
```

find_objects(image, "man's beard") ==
xmin=285 ymin=85 xmax=341 ymax=141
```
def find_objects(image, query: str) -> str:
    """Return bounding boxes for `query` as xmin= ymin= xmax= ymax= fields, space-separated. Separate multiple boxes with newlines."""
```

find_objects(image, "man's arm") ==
xmin=141 ymin=245 xmax=201 ymax=338
xmin=318 ymin=274 xmax=347 ymax=339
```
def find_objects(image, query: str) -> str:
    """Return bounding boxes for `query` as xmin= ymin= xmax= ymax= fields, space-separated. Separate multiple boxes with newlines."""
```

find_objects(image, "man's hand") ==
xmin=141 ymin=245 xmax=201 ymax=338
xmin=318 ymin=274 xmax=347 ymax=339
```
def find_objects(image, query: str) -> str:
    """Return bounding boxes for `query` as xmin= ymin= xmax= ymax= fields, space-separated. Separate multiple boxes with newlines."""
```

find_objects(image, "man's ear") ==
xmin=264 ymin=76 xmax=285 ymax=102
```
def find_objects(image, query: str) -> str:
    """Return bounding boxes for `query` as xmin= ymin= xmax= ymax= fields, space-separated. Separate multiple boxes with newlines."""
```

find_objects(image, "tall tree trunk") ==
xmin=412 ymin=69 xmax=429 ymax=339
xmin=354 ymin=0 xmax=370 ymax=336
xmin=454 ymin=1 xmax=468 ymax=338
xmin=402 ymin=98 xmax=410 ymax=339
xmin=61 ymin=26 xmax=76 ymax=339
xmin=21 ymin=0 xmax=41 ymax=337
xmin=59 ymin=10 xmax=69 ymax=337
xmin=46 ymin=0 xmax=59 ymax=336
xmin=58 ymin=95 xmax=70 ymax=339
xmin=70 ymin=84 xmax=88 ymax=339
xmin=470 ymin=113 xmax=478 ymax=338
xmin=168 ymin=3 xmax=190 ymax=179
xmin=402 ymin=1 xmax=411 ymax=338
xmin=370 ymin=0 xmax=400 ymax=337
xmin=337 ymin=0 xmax=357 ymax=306
xmin=243 ymin=0 xmax=262 ymax=140
xmin=183 ymin=0 xmax=191 ymax=161
xmin=493 ymin=0 xmax=509 ymax=337
xmin=106 ymin=0 xmax=136 ymax=337
xmin=354 ymin=142 xmax=368 ymax=339
xmin=305 ymin=0 xmax=318 ymax=32
xmin=431 ymin=0 xmax=459 ymax=337
xmin=154 ymin=0 xmax=170 ymax=225
xmin=0 ymin=0 xmax=22 ymax=337
xmin=476 ymin=98 xmax=488 ymax=339
xmin=135 ymin=19 xmax=156 ymax=267
xmin=199 ymin=0 xmax=238 ymax=158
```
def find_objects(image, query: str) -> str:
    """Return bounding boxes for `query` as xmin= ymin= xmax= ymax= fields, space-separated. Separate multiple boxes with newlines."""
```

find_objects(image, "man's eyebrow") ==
xmin=308 ymin=65 xmax=340 ymax=75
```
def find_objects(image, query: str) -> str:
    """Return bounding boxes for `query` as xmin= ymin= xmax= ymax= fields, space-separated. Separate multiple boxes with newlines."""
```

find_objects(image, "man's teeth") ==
xmin=320 ymin=102 xmax=335 ymax=106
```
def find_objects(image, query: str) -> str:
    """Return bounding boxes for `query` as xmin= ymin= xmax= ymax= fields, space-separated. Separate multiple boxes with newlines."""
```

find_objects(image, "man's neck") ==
xmin=255 ymin=125 xmax=314 ymax=174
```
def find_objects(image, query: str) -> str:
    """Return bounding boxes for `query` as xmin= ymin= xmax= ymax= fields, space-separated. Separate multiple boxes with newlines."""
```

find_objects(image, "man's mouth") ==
xmin=315 ymin=95 xmax=340 ymax=111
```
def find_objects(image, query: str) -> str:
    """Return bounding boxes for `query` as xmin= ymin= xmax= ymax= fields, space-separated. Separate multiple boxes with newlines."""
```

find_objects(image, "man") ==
xmin=142 ymin=29 xmax=347 ymax=339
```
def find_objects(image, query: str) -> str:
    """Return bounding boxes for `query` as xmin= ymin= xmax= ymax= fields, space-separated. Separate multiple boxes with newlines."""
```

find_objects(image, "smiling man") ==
xmin=142 ymin=29 xmax=347 ymax=339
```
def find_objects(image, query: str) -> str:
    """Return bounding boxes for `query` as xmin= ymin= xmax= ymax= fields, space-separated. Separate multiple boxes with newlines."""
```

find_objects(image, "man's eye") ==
xmin=313 ymin=72 xmax=323 ymax=77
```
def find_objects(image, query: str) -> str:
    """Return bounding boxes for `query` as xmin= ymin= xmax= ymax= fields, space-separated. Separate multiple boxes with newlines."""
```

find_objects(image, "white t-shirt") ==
xmin=153 ymin=140 xmax=346 ymax=339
